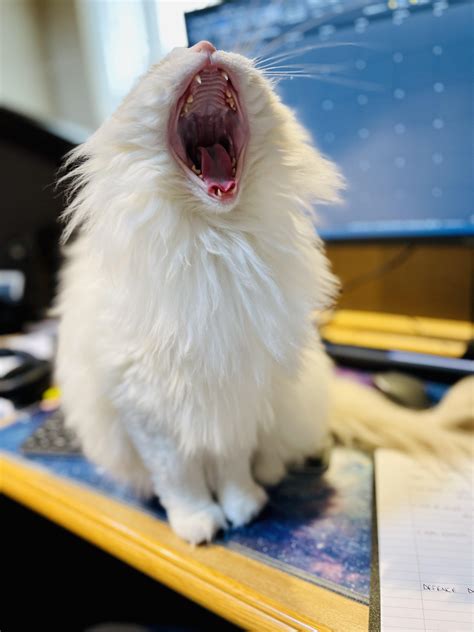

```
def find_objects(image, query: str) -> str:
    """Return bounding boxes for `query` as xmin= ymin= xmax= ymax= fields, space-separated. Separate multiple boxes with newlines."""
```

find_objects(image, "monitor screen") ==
xmin=186 ymin=0 xmax=474 ymax=240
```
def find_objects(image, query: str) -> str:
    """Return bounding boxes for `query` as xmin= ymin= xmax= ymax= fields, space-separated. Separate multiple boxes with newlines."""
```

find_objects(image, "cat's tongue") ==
xmin=199 ymin=144 xmax=235 ymax=194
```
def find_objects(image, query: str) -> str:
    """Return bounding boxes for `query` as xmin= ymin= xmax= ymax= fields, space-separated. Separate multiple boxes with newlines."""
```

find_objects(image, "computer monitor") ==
xmin=186 ymin=0 xmax=474 ymax=241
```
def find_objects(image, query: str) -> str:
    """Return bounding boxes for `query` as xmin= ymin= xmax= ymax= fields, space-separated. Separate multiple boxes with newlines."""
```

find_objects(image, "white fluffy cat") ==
xmin=55 ymin=42 xmax=472 ymax=544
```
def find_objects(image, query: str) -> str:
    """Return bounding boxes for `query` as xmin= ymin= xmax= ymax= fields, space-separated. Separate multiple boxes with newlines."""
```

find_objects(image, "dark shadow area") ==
xmin=1 ymin=495 xmax=240 ymax=632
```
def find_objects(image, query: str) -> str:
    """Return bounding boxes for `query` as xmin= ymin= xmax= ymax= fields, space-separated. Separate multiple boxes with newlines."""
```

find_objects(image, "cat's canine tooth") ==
xmin=226 ymin=89 xmax=232 ymax=98
xmin=186 ymin=94 xmax=194 ymax=103
xmin=221 ymin=71 xmax=229 ymax=81
xmin=216 ymin=189 xmax=222 ymax=197
xmin=195 ymin=74 xmax=202 ymax=85
xmin=191 ymin=164 xmax=201 ymax=175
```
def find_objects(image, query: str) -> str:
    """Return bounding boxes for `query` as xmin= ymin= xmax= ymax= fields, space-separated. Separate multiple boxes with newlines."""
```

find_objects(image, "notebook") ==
xmin=375 ymin=449 xmax=474 ymax=632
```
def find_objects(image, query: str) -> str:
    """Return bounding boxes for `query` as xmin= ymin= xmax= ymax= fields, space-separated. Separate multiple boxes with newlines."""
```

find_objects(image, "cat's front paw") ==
xmin=220 ymin=483 xmax=268 ymax=528
xmin=167 ymin=503 xmax=227 ymax=544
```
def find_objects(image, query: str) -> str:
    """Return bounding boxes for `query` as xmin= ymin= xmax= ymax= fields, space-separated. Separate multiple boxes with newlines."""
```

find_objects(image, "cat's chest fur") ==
xmin=96 ymin=213 xmax=323 ymax=453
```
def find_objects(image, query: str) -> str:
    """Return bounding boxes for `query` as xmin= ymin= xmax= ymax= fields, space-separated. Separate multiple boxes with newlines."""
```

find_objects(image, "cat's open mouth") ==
xmin=169 ymin=62 xmax=248 ymax=202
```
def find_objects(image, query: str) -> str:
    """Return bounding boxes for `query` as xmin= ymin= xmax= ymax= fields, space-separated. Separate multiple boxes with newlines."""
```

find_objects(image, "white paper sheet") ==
xmin=375 ymin=449 xmax=474 ymax=632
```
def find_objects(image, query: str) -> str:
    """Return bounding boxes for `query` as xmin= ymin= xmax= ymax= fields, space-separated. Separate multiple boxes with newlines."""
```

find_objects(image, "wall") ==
xmin=0 ymin=0 xmax=53 ymax=120
xmin=36 ymin=0 xmax=95 ymax=131
xmin=0 ymin=0 xmax=94 ymax=132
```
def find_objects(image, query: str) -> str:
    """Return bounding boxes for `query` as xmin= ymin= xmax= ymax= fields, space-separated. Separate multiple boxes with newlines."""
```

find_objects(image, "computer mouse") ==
xmin=373 ymin=371 xmax=431 ymax=410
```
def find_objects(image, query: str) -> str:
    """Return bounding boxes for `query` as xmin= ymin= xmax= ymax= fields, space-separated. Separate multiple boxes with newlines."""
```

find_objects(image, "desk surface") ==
xmin=1 ymin=432 xmax=370 ymax=632
xmin=1 ymin=454 xmax=369 ymax=631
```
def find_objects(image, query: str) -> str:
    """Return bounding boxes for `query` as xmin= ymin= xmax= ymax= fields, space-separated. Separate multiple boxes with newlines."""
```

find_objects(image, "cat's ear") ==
xmin=281 ymin=115 xmax=345 ymax=210
xmin=303 ymin=147 xmax=345 ymax=208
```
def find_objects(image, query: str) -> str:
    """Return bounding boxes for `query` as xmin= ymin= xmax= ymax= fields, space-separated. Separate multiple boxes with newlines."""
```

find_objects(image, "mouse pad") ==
xmin=1 ymin=410 xmax=372 ymax=604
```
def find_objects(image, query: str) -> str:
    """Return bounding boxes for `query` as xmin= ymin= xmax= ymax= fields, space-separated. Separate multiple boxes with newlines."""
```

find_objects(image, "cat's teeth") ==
xmin=226 ymin=89 xmax=232 ymax=98
xmin=186 ymin=94 xmax=194 ymax=103
xmin=216 ymin=189 xmax=222 ymax=197
xmin=195 ymin=74 xmax=202 ymax=85
xmin=232 ymin=167 xmax=236 ymax=176
xmin=221 ymin=71 xmax=229 ymax=81
xmin=231 ymin=157 xmax=236 ymax=167
xmin=191 ymin=164 xmax=201 ymax=175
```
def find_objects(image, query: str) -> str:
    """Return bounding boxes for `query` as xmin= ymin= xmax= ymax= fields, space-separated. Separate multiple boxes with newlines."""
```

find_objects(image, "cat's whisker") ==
xmin=262 ymin=71 xmax=382 ymax=91
xmin=255 ymin=42 xmax=365 ymax=69
xmin=258 ymin=62 xmax=349 ymax=73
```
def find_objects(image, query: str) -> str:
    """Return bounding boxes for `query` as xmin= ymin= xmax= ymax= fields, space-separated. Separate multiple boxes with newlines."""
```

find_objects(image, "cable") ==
xmin=341 ymin=242 xmax=415 ymax=296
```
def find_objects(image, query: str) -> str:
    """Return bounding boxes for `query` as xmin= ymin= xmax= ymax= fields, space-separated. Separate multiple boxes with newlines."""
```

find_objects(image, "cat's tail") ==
xmin=328 ymin=374 xmax=474 ymax=460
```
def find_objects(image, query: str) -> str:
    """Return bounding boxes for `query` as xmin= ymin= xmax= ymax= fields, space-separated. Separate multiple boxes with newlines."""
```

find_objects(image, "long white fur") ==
xmin=55 ymin=47 xmax=472 ymax=544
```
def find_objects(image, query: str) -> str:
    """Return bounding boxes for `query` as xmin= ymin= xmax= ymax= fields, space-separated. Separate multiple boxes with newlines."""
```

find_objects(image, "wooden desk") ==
xmin=1 ymin=452 xmax=369 ymax=631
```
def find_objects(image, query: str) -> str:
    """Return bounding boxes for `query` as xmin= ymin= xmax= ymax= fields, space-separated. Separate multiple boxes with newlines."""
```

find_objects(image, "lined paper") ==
xmin=375 ymin=449 xmax=473 ymax=632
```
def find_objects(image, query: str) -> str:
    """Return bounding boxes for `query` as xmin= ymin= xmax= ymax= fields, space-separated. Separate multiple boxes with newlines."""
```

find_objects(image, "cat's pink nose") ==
xmin=191 ymin=40 xmax=216 ymax=55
